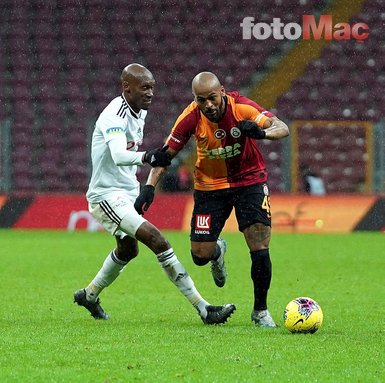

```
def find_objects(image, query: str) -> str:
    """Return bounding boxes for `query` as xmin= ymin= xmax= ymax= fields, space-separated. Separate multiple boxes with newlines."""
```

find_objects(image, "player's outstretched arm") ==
xmin=142 ymin=146 xmax=172 ymax=167
xmin=262 ymin=116 xmax=290 ymax=140
xmin=134 ymin=147 xmax=179 ymax=215
xmin=238 ymin=116 xmax=289 ymax=140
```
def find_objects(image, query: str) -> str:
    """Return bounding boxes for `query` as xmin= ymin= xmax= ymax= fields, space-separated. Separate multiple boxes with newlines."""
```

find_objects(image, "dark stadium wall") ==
xmin=0 ymin=194 xmax=384 ymax=233
xmin=353 ymin=199 xmax=385 ymax=231
xmin=0 ymin=195 xmax=34 ymax=227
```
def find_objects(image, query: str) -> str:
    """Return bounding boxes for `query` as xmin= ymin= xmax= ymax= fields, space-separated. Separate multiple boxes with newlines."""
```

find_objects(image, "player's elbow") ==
xmin=274 ymin=118 xmax=290 ymax=138
xmin=282 ymin=122 xmax=290 ymax=137
xmin=110 ymin=151 xmax=127 ymax=166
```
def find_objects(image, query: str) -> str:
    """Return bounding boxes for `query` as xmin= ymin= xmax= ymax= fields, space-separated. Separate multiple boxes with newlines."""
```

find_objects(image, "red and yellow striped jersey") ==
xmin=166 ymin=91 xmax=274 ymax=191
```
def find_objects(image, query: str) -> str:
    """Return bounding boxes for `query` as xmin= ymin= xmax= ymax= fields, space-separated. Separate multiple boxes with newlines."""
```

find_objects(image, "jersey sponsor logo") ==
xmin=194 ymin=230 xmax=210 ymax=234
xmin=230 ymin=127 xmax=241 ymax=138
xmin=126 ymin=141 xmax=136 ymax=150
xmin=214 ymin=129 xmax=226 ymax=140
xmin=206 ymin=143 xmax=241 ymax=159
xmin=263 ymin=183 xmax=269 ymax=196
xmin=106 ymin=127 xmax=125 ymax=134
xmin=195 ymin=214 xmax=211 ymax=230
xmin=126 ymin=140 xmax=142 ymax=151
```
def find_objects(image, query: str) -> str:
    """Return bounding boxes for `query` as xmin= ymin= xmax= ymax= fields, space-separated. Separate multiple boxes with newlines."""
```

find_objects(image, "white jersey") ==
xmin=86 ymin=95 xmax=147 ymax=203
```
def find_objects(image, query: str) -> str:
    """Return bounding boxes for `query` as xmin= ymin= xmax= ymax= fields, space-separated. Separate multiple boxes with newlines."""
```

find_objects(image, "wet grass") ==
xmin=1 ymin=230 xmax=384 ymax=382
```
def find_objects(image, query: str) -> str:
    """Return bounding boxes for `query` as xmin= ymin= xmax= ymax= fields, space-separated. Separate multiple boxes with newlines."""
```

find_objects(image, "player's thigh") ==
xmin=190 ymin=189 xmax=232 ymax=256
xmin=243 ymin=223 xmax=271 ymax=250
xmin=234 ymin=183 xmax=272 ymax=249
xmin=234 ymin=183 xmax=271 ymax=231
xmin=89 ymin=194 xmax=146 ymax=238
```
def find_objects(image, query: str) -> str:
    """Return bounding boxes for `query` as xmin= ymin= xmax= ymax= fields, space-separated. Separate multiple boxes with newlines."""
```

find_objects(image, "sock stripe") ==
xmin=157 ymin=248 xmax=174 ymax=263
xmin=99 ymin=201 xmax=121 ymax=225
xmin=110 ymin=250 xmax=127 ymax=266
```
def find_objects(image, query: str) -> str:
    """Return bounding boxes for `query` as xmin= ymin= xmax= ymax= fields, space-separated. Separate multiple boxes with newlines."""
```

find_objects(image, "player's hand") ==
xmin=134 ymin=185 xmax=155 ymax=215
xmin=238 ymin=120 xmax=266 ymax=139
xmin=143 ymin=146 xmax=171 ymax=167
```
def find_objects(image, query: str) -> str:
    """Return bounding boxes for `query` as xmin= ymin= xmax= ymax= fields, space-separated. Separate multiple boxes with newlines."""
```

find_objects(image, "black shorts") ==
xmin=190 ymin=183 xmax=272 ymax=242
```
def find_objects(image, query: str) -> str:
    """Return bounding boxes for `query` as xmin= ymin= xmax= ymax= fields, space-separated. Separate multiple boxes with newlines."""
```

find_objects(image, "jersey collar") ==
xmin=121 ymin=94 xmax=142 ymax=119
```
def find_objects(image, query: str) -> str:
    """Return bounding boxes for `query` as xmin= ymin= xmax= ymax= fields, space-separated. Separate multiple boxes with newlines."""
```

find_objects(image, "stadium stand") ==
xmin=274 ymin=0 xmax=384 ymax=193
xmin=293 ymin=121 xmax=370 ymax=193
xmin=1 ymin=0 xmax=381 ymax=193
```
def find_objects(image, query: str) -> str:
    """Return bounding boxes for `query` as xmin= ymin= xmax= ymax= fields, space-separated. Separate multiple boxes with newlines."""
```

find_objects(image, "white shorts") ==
xmin=88 ymin=194 xmax=147 ymax=238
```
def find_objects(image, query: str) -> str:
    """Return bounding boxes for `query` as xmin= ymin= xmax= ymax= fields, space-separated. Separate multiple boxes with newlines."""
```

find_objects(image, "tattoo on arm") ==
xmin=263 ymin=116 xmax=290 ymax=140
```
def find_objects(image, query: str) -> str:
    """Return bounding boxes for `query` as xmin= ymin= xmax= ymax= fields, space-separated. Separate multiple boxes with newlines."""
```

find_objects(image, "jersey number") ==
xmin=262 ymin=196 xmax=271 ymax=218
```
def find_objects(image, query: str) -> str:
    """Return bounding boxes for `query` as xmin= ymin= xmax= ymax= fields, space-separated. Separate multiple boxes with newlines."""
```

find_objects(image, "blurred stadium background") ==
xmin=0 ymin=0 xmax=384 ymax=197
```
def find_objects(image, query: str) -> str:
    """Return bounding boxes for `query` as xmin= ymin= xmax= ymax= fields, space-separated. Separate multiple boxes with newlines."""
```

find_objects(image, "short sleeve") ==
xmin=98 ymin=114 xmax=126 ymax=143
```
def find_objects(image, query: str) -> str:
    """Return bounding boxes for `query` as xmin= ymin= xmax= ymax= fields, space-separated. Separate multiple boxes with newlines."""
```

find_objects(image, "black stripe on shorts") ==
xmin=99 ymin=201 xmax=121 ymax=225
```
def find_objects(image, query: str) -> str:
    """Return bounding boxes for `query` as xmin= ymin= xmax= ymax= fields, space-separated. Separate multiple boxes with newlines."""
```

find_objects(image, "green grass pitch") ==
xmin=1 ymin=229 xmax=384 ymax=382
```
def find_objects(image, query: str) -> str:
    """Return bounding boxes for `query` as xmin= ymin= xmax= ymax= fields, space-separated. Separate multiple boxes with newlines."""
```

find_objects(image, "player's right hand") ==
xmin=238 ymin=120 xmax=266 ymax=139
xmin=134 ymin=185 xmax=155 ymax=215
xmin=143 ymin=146 xmax=171 ymax=167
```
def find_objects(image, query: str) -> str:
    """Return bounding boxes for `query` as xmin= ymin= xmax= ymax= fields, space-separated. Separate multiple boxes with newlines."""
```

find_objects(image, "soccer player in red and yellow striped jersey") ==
xmin=135 ymin=72 xmax=289 ymax=327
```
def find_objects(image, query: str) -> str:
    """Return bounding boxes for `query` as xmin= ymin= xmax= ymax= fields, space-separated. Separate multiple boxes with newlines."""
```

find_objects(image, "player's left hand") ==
xmin=238 ymin=120 xmax=266 ymax=139
xmin=134 ymin=185 xmax=155 ymax=215
xmin=143 ymin=146 xmax=171 ymax=167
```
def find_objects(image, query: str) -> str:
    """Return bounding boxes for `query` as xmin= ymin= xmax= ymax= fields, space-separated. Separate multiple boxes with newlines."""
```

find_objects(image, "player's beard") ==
xmin=205 ymin=97 xmax=226 ymax=123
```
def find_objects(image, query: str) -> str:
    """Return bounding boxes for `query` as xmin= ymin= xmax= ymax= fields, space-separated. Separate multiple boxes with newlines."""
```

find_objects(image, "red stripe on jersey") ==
xmin=227 ymin=91 xmax=275 ymax=118
xmin=167 ymin=104 xmax=199 ymax=152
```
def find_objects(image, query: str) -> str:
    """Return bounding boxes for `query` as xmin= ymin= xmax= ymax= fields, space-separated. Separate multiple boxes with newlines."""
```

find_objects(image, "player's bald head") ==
xmin=192 ymin=72 xmax=222 ymax=95
xmin=191 ymin=72 xmax=226 ymax=122
xmin=121 ymin=63 xmax=154 ymax=85
xmin=121 ymin=63 xmax=155 ymax=112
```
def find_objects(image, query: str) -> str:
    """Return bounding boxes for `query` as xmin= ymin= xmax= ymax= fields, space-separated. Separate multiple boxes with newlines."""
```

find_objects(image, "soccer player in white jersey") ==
xmin=74 ymin=63 xmax=236 ymax=324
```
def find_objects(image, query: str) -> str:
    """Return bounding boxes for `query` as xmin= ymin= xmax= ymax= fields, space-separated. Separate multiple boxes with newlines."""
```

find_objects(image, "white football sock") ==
xmin=157 ymin=248 xmax=209 ymax=317
xmin=85 ymin=250 xmax=127 ymax=302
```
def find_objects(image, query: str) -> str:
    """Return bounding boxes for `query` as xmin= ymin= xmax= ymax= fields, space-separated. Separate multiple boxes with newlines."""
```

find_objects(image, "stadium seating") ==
xmin=276 ymin=1 xmax=384 ymax=123
xmin=1 ymin=0 xmax=379 ymax=193
xmin=295 ymin=122 xmax=369 ymax=193
xmin=273 ymin=1 xmax=383 ymax=193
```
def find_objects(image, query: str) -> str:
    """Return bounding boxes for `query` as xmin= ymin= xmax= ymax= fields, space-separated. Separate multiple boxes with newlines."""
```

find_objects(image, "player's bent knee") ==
xmin=191 ymin=252 xmax=211 ymax=266
xmin=115 ymin=242 xmax=139 ymax=262
xmin=136 ymin=221 xmax=170 ymax=253
xmin=115 ymin=248 xmax=138 ymax=262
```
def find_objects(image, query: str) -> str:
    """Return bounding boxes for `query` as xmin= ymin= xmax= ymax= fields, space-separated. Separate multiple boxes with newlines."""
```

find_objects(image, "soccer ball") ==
xmin=283 ymin=297 xmax=323 ymax=334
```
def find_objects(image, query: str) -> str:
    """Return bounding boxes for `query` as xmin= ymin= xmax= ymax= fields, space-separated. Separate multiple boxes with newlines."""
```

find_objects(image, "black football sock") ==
xmin=250 ymin=249 xmax=272 ymax=311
